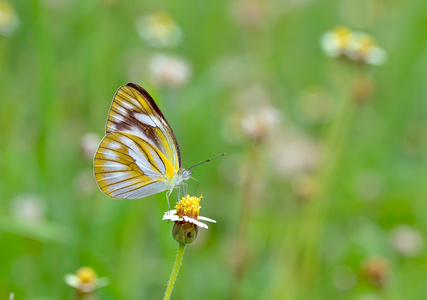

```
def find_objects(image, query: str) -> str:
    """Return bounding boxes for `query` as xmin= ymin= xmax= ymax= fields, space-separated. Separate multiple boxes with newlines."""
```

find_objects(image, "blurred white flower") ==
xmin=0 ymin=1 xmax=19 ymax=36
xmin=10 ymin=194 xmax=46 ymax=223
xmin=321 ymin=26 xmax=387 ymax=65
xmin=65 ymin=267 xmax=109 ymax=294
xmin=224 ymin=84 xmax=282 ymax=143
xmin=270 ymin=131 xmax=320 ymax=178
xmin=81 ymin=133 xmax=101 ymax=161
xmin=389 ymin=225 xmax=424 ymax=257
xmin=136 ymin=12 xmax=182 ymax=48
xmin=241 ymin=106 xmax=281 ymax=141
xmin=149 ymin=54 xmax=191 ymax=88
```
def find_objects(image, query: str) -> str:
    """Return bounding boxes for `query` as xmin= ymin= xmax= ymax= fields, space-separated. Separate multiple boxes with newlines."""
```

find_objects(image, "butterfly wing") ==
xmin=106 ymin=83 xmax=181 ymax=172
xmin=94 ymin=131 xmax=175 ymax=199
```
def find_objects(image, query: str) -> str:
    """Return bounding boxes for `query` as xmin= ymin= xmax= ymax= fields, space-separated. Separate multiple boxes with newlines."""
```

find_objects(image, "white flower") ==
xmin=241 ymin=106 xmax=281 ymax=141
xmin=225 ymin=84 xmax=282 ymax=143
xmin=321 ymin=26 xmax=387 ymax=66
xmin=389 ymin=225 xmax=424 ymax=257
xmin=149 ymin=54 xmax=191 ymax=88
xmin=136 ymin=12 xmax=182 ymax=48
xmin=65 ymin=267 xmax=109 ymax=293
xmin=270 ymin=131 xmax=320 ymax=178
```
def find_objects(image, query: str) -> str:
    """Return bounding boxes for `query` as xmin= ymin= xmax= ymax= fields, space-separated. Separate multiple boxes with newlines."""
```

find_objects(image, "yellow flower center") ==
xmin=333 ymin=26 xmax=352 ymax=48
xmin=175 ymin=195 xmax=202 ymax=220
xmin=76 ymin=267 xmax=97 ymax=283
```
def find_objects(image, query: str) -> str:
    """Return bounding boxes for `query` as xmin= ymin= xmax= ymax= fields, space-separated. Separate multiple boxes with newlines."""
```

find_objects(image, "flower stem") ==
xmin=164 ymin=243 xmax=186 ymax=300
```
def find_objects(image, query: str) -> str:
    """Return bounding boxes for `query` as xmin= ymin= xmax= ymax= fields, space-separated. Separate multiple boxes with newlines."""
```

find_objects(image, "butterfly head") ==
xmin=180 ymin=168 xmax=192 ymax=180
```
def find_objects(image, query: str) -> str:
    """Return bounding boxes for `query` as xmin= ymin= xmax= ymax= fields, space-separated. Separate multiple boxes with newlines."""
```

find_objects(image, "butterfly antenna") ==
xmin=188 ymin=153 xmax=226 ymax=170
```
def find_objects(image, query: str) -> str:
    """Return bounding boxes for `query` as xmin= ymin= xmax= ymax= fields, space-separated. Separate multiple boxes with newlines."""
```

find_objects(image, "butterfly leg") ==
xmin=175 ymin=185 xmax=181 ymax=202
xmin=190 ymin=176 xmax=200 ymax=196
xmin=166 ymin=189 xmax=173 ymax=212
xmin=182 ymin=182 xmax=188 ymax=196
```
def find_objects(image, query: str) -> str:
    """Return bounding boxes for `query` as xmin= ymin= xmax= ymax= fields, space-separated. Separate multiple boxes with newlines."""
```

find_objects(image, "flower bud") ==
xmin=172 ymin=221 xmax=199 ymax=245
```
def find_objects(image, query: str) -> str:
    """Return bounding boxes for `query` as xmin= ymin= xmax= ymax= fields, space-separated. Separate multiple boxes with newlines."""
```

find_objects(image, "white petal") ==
xmin=162 ymin=214 xmax=173 ymax=220
xmin=198 ymin=216 xmax=217 ymax=223
xmin=95 ymin=277 xmax=110 ymax=288
xmin=193 ymin=220 xmax=208 ymax=229
xmin=320 ymin=33 xmax=341 ymax=57
xmin=163 ymin=209 xmax=177 ymax=216
xmin=366 ymin=47 xmax=387 ymax=65
xmin=64 ymin=274 xmax=80 ymax=288
xmin=183 ymin=216 xmax=208 ymax=229
xmin=163 ymin=214 xmax=182 ymax=221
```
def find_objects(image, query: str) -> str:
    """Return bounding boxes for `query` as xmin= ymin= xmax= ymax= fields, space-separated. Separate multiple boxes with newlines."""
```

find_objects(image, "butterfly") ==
xmin=94 ymin=83 xmax=192 ymax=200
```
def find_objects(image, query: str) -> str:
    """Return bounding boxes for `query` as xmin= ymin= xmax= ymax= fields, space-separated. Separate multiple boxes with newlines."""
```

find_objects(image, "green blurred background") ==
xmin=1 ymin=0 xmax=427 ymax=299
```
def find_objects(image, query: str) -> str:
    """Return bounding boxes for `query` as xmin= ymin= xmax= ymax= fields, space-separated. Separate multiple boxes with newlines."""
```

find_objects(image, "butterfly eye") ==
xmin=181 ymin=169 xmax=192 ymax=180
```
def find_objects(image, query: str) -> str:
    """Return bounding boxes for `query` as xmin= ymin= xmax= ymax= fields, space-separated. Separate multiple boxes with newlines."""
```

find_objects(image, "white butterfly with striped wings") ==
xmin=94 ymin=83 xmax=191 ymax=199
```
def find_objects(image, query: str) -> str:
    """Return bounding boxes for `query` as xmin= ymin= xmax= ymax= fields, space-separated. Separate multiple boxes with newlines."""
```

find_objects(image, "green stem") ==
xmin=164 ymin=243 xmax=186 ymax=300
